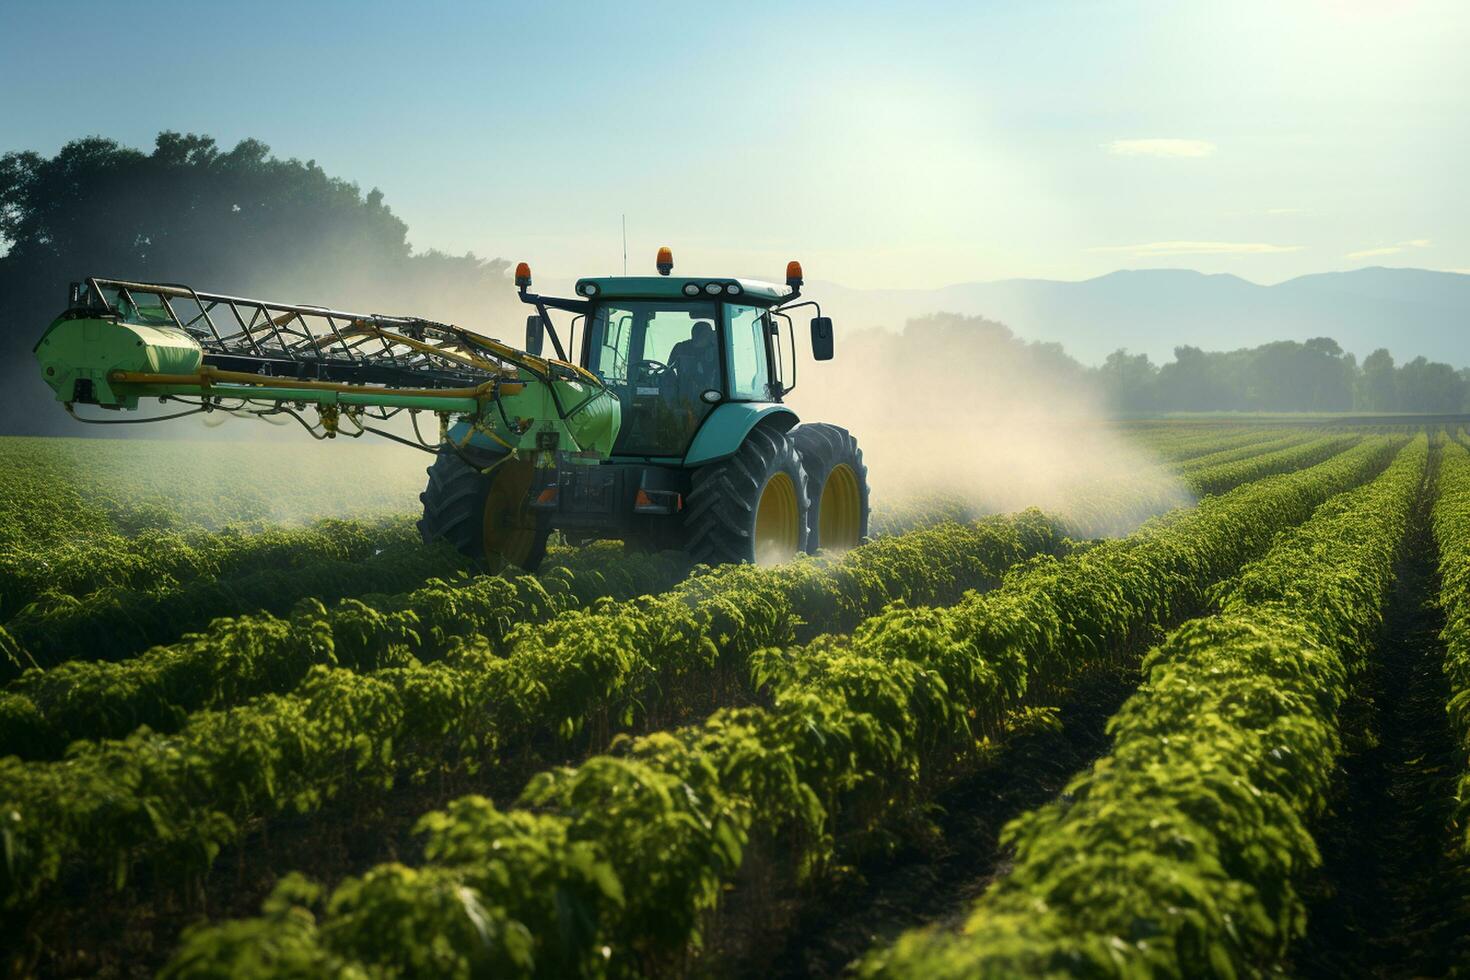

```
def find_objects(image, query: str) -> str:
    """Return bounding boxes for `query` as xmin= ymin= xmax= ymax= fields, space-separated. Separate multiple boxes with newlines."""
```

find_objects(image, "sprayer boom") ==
xmin=34 ymin=276 xmax=620 ymax=454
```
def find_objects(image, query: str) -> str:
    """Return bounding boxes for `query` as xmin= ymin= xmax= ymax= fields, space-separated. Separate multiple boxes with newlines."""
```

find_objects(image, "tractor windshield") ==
xmin=586 ymin=300 xmax=720 ymax=456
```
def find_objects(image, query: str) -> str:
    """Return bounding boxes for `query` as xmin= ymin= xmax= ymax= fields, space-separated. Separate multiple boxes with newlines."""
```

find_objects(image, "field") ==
xmin=3 ymin=423 xmax=1470 ymax=978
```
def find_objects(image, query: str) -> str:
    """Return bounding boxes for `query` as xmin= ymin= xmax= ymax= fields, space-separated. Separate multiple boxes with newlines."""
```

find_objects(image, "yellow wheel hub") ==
xmin=482 ymin=459 xmax=539 ymax=568
xmin=817 ymin=463 xmax=863 ymax=551
xmin=753 ymin=470 xmax=800 ymax=565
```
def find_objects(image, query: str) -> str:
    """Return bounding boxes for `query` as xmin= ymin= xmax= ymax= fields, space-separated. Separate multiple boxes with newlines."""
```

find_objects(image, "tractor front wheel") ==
xmin=793 ymin=423 xmax=870 ymax=553
xmin=418 ymin=451 xmax=549 ymax=571
xmin=684 ymin=425 xmax=810 ymax=565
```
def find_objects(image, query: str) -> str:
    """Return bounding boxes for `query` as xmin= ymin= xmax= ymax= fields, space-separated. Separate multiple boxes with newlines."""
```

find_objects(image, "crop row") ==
xmin=0 ymin=543 xmax=694 ymax=757
xmin=1 ymin=532 xmax=476 ymax=674
xmin=1431 ymin=436 xmax=1470 ymax=852
xmin=860 ymin=435 xmax=1425 ymax=977
xmin=0 ymin=512 xmax=1066 ymax=916
xmin=0 ymin=436 xmax=429 ymax=537
xmin=3 ymin=424 xmax=1365 ymax=760
xmin=872 ymin=428 xmax=1311 ymax=541
xmin=1043 ymin=431 xmax=1353 ymax=540
xmin=0 ymin=529 xmax=673 ymax=681
xmin=153 ymin=438 xmax=1401 ymax=977
xmin=0 ymin=437 xmax=432 ymax=618
xmin=1185 ymin=432 xmax=1357 ymax=497
xmin=1126 ymin=423 xmax=1287 ymax=460
xmin=0 ymin=512 xmax=441 ymax=630
xmin=1175 ymin=429 xmax=1311 ymax=474
xmin=1002 ymin=430 xmax=1354 ymax=541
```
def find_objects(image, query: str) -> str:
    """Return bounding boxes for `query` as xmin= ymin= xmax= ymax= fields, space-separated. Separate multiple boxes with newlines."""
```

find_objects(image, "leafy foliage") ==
xmin=0 ymin=512 xmax=1061 ymax=916
xmin=155 ymin=438 xmax=1398 ymax=977
xmin=1431 ymin=435 xmax=1470 ymax=850
xmin=860 ymin=436 xmax=1424 ymax=977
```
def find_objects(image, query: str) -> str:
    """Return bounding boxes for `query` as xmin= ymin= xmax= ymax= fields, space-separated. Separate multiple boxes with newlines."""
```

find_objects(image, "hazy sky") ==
xmin=3 ymin=0 xmax=1466 ymax=289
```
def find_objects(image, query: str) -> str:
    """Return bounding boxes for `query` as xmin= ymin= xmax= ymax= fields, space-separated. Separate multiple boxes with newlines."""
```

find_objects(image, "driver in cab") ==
xmin=667 ymin=320 xmax=719 ymax=403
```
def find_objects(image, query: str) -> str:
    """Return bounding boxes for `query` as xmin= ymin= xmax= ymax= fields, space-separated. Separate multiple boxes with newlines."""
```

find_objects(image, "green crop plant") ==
xmin=152 ymin=438 xmax=1398 ymax=977
xmin=0 ymin=545 xmax=692 ymax=758
xmin=1431 ymin=436 xmax=1470 ymax=852
xmin=859 ymin=435 xmax=1425 ymax=978
xmin=0 ymin=512 xmax=1063 ymax=917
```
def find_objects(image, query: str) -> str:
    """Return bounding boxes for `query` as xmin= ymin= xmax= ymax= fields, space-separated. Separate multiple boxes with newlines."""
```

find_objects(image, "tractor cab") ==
xmin=576 ymin=279 xmax=787 ymax=457
xmin=517 ymin=249 xmax=832 ymax=462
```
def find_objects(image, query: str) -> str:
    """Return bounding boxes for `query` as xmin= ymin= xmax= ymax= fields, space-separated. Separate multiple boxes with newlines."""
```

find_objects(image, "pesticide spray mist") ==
xmin=36 ymin=296 xmax=1192 ymax=535
xmin=787 ymin=313 xmax=1192 ymax=537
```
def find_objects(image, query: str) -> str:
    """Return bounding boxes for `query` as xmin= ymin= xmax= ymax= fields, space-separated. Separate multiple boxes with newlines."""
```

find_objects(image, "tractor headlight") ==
xmin=683 ymin=282 xmax=700 ymax=296
xmin=578 ymin=282 xmax=600 ymax=297
xmin=725 ymin=282 xmax=742 ymax=295
xmin=704 ymin=282 xmax=722 ymax=295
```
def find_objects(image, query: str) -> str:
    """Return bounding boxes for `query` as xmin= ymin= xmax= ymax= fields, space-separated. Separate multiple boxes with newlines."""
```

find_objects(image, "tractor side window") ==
xmin=724 ymin=304 xmax=771 ymax=400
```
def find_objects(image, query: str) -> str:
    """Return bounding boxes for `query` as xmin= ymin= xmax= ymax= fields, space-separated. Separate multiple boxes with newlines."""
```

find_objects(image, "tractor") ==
xmin=33 ymin=249 xmax=869 ymax=568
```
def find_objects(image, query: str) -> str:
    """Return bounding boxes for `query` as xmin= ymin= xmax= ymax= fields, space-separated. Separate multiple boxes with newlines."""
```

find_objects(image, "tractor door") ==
xmin=723 ymin=303 xmax=778 ymax=402
xmin=586 ymin=300 xmax=721 ymax=456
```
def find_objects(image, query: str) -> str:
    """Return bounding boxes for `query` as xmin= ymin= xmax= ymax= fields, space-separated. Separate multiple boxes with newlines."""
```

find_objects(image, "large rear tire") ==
xmin=684 ymin=425 xmax=810 ymax=565
xmin=792 ymin=422 xmax=870 ymax=554
xmin=418 ymin=451 xmax=549 ymax=571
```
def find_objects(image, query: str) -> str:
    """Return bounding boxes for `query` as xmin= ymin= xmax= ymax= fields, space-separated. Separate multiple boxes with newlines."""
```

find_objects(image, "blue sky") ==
xmin=2 ymin=0 xmax=1465 ymax=288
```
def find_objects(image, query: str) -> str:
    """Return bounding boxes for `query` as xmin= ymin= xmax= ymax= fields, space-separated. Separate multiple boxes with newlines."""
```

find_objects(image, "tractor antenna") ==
xmin=621 ymin=214 xmax=627 ymax=275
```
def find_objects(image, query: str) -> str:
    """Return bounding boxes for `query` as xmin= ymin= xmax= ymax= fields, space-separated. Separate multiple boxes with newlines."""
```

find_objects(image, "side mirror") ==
xmin=810 ymin=316 xmax=834 ymax=361
xmin=524 ymin=314 xmax=545 ymax=356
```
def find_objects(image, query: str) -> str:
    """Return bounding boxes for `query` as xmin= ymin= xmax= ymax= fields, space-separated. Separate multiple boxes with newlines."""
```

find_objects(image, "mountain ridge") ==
xmin=804 ymin=266 xmax=1470 ymax=366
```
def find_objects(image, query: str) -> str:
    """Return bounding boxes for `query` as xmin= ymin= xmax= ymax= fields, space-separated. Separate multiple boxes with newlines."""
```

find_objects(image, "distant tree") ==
xmin=1397 ymin=356 xmax=1466 ymax=413
xmin=1356 ymin=348 xmax=1399 ymax=411
xmin=1025 ymin=339 xmax=1091 ymax=390
xmin=0 ymin=132 xmax=511 ymax=430
xmin=1244 ymin=338 xmax=1353 ymax=411
xmin=1302 ymin=337 xmax=1356 ymax=412
xmin=1096 ymin=349 xmax=1158 ymax=413
xmin=1156 ymin=345 xmax=1238 ymax=411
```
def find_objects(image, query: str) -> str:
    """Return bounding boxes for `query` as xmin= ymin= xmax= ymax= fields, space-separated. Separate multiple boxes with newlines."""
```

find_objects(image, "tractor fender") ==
xmin=683 ymin=403 xmax=799 ymax=467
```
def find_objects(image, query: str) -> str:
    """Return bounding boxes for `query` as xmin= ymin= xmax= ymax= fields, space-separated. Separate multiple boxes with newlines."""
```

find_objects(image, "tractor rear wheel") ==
xmin=684 ymin=425 xmax=810 ymax=565
xmin=418 ymin=451 xmax=549 ymax=571
xmin=793 ymin=423 xmax=870 ymax=554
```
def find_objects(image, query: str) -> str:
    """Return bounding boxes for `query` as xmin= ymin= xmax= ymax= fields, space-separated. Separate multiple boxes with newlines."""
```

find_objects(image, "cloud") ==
xmin=1105 ymin=138 xmax=1217 ymax=158
xmin=1346 ymin=238 xmax=1432 ymax=259
xmin=1088 ymin=241 xmax=1304 ymax=256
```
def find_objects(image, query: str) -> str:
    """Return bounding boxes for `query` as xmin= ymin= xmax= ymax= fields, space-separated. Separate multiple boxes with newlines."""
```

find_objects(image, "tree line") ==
xmin=877 ymin=315 xmax=1470 ymax=416
xmin=1096 ymin=339 xmax=1470 ymax=414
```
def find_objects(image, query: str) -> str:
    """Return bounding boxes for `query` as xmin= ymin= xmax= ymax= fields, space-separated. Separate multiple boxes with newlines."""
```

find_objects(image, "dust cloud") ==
xmin=787 ymin=313 xmax=1193 ymax=537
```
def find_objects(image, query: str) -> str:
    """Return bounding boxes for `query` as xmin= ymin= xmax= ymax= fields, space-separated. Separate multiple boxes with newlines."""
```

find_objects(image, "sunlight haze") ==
xmin=3 ymin=0 xmax=1466 ymax=287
